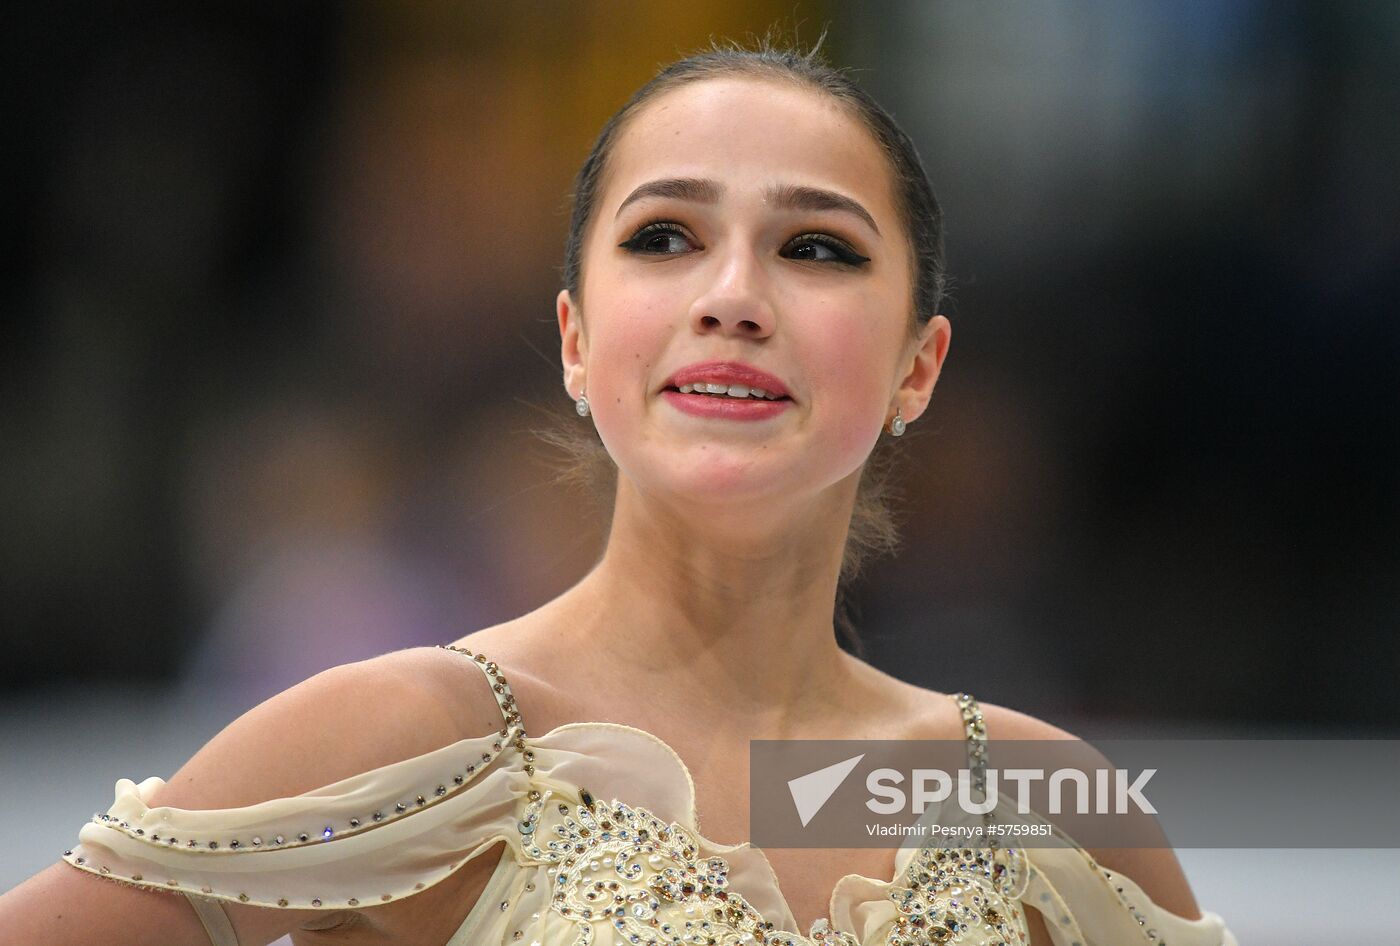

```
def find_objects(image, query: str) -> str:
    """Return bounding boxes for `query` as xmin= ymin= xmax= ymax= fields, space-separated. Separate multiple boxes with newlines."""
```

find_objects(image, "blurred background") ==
xmin=3 ymin=1 xmax=1397 ymax=941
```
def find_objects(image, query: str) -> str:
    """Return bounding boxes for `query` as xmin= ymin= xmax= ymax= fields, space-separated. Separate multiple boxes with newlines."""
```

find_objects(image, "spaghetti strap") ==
xmin=950 ymin=691 xmax=988 ymax=777
xmin=950 ymin=691 xmax=1003 ymax=853
xmin=58 ymin=665 xmax=1239 ymax=944
xmin=437 ymin=643 xmax=530 ymax=745
xmin=184 ymin=893 xmax=238 ymax=946
xmin=64 ymin=644 xmax=533 ymax=922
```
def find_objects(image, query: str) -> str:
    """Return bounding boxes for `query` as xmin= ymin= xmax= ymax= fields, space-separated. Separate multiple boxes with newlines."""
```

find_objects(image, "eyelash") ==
xmin=619 ymin=220 xmax=871 ymax=267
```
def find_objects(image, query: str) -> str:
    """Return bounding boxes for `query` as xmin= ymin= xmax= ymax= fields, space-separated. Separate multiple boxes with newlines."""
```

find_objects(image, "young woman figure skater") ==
xmin=0 ymin=34 xmax=1236 ymax=946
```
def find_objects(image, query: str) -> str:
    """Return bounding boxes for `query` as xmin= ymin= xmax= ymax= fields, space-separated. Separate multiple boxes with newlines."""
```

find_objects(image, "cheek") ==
xmin=806 ymin=316 xmax=894 ymax=456
xmin=589 ymin=289 xmax=666 ymax=396
xmin=583 ymin=289 xmax=668 ymax=451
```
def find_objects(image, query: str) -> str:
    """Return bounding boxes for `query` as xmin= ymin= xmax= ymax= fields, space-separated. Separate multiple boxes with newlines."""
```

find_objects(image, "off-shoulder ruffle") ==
xmin=61 ymin=725 xmax=528 ymax=911
xmin=60 ymin=653 xmax=1238 ymax=946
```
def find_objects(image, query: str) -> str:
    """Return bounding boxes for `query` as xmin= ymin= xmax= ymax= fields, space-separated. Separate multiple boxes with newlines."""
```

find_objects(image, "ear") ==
xmin=558 ymin=288 xmax=587 ymax=397
xmin=895 ymin=315 xmax=951 ymax=423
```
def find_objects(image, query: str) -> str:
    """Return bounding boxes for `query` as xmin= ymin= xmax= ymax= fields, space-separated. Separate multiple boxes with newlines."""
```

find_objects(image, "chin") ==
xmin=651 ymin=461 xmax=795 ymax=507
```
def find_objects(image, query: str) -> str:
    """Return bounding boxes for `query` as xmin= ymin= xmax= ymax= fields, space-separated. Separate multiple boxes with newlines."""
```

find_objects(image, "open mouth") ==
xmin=663 ymin=383 xmax=792 ymax=402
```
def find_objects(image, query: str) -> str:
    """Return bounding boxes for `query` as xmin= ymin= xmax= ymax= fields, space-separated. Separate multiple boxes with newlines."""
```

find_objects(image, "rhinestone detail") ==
xmin=502 ymin=692 xmax=1037 ymax=946
xmin=58 ymin=653 xmax=1160 ymax=942
xmin=76 ymin=643 xmax=528 ymax=861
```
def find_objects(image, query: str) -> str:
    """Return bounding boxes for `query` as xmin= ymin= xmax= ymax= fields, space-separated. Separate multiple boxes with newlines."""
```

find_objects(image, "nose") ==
xmin=687 ymin=246 xmax=776 ymax=340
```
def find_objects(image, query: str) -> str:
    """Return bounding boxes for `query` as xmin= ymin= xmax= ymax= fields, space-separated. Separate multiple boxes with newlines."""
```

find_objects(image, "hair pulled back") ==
xmin=537 ymin=27 xmax=949 ymax=657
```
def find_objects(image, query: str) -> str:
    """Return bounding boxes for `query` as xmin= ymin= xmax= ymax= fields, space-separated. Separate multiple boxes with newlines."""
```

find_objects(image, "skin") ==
xmin=512 ymin=73 xmax=967 ymax=933
xmin=0 ymin=74 xmax=1201 ymax=946
xmin=552 ymin=75 xmax=950 ymax=735
xmin=500 ymin=73 xmax=1195 ymax=937
xmin=533 ymin=73 xmax=957 ymax=932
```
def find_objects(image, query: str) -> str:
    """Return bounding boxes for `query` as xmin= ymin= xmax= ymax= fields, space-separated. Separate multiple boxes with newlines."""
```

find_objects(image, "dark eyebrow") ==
xmin=614 ymin=176 xmax=880 ymax=238
xmin=764 ymin=182 xmax=881 ymax=237
xmin=615 ymin=177 xmax=723 ymax=216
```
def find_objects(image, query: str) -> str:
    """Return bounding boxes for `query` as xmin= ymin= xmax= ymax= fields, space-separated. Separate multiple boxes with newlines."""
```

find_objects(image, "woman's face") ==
xmin=559 ymin=76 xmax=949 ymax=513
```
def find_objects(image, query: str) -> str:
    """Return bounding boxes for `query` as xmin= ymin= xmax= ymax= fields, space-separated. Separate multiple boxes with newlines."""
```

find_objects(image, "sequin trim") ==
xmin=886 ymin=845 xmax=1030 ymax=945
xmin=61 ymin=643 xmax=529 ymax=911
xmin=503 ymin=688 xmax=1037 ymax=945
xmin=517 ymin=783 xmax=808 ymax=946
xmin=76 ymin=645 xmax=525 ymax=860
xmin=1087 ymin=851 xmax=1171 ymax=944
xmin=65 ymin=647 xmax=1176 ymax=942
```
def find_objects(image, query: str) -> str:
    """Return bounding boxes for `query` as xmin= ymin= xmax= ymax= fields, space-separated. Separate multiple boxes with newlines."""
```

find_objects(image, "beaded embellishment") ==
xmin=507 ymin=683 xmax=1034 ymax=946
xmin=512 ymin=775 xmax=1031 ymax=946
xmin=885 ymin=846 xmax=1029 ymax=946
xmin=1089 ymin=853 xmax=1171 ymax=945
xmin=63 ymin=644 xmax=1177 ymax=944
xmin=79 ymin=647 xmax=525 ymax=859
xmin=517 ymin=784 xmax=801 ymax=946
xmin=60 ymin=644 xmax=529 ymax=910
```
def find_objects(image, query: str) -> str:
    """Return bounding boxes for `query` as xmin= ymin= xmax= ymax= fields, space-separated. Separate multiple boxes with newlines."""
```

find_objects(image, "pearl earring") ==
xmin=889 ymin=407 xmax=906 ymax=436
xmin=575 ymin=386 xmax=590 ymax=417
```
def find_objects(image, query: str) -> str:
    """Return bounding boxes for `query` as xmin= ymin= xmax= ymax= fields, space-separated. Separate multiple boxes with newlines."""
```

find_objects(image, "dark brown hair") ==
xmin=535 ymin=27 xmax=948 ymax=658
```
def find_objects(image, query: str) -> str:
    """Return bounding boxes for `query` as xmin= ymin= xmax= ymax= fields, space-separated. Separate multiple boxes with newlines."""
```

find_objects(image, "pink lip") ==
xmin=662 ymin=360 xmax=792 ymax=399
xmin=661 ymin=389 xmax=792 ymax=421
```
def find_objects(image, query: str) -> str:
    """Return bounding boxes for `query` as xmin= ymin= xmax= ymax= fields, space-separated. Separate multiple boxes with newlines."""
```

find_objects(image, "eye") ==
xmin=784 ymin=233 xmax=871 ymax=267
xmin=619 ymin=221 xmax=695 ymax=256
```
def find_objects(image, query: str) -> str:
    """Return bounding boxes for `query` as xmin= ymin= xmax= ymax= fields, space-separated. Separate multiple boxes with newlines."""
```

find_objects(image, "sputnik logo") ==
xmin=787 ymin=753 xmax=866 ymax=827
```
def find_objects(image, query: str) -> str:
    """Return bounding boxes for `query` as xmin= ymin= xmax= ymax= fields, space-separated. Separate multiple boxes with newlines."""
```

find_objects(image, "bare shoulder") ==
xmin=0 ymin=645 xmax=512 ymax=946
xmin=443 ymin=622 xmax=577 ymax=719
xmin=148 ymin=644 xmax=506 ymax=811
xmin=959 ymin=695 xmax=1204 ymax=922
xmin=973 ymin=698 xmax=1082 ymax=741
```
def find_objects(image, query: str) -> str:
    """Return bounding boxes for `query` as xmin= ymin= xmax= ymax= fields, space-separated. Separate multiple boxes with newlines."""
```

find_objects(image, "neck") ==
xmin=546 ymin=474 xmax=864 ymax=736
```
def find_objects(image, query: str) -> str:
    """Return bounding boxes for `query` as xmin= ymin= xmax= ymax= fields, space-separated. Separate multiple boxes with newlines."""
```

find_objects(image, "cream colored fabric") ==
xmin=186 ymin=892 xmax=238 ymax=944
xmin=61 ymin=648 xmax=1237 ymax=945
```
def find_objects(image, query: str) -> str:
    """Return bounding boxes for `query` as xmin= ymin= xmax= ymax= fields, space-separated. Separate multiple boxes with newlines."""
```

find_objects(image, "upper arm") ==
xmin=0 ymin=862 xmax=232 ymax=946
xmin=146 ymin=646 xmax=477 ymax=810
xmin=0 ymin=645 xmax=503 ymax=946
xmin=976 ymin=700 xmax=1204 ymax=923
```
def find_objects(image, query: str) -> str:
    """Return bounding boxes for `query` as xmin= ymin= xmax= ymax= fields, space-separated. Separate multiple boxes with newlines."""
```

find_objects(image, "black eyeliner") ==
xmin=618 ymin=220 xmax=690 ymax=252
xmin=793 ymin=233 xmax=871 ymax=266
xmin=618 ymin=220 xmax=870 ymax=266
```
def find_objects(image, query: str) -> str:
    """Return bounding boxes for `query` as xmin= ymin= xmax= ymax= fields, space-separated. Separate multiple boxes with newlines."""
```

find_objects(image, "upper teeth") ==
xmin=677 ymin=382 xmax=782 ymax=399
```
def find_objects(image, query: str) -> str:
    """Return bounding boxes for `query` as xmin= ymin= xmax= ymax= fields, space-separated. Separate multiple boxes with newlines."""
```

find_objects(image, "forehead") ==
xmin=603 ymin=76 xmax=896 ymax=223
